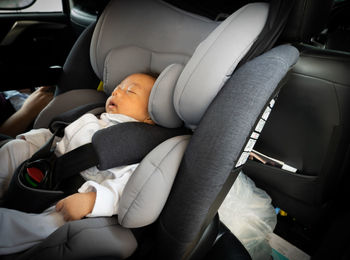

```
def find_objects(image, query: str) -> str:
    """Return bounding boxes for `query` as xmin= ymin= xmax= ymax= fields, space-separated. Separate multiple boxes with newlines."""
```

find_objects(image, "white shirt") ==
xmin=19 ymin=113 xmax=139 ymax=217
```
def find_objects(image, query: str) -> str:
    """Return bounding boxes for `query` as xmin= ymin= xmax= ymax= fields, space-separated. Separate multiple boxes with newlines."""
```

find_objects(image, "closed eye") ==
xmin=127 ymin=90 xmax=136 ymax=94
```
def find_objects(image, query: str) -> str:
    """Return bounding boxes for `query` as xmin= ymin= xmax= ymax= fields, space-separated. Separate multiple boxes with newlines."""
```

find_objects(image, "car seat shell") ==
xmin=5 ymin=0 xmax=301 ymax=259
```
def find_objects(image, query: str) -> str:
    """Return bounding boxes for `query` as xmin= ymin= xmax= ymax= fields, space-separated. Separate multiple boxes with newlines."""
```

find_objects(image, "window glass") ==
xmin=23 ymin=0 xmax=62 ymax=12
xmin=0 ymin=0 xmax=62 ymax=13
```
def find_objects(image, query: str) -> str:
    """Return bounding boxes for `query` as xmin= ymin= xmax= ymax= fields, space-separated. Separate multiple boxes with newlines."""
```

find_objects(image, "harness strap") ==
xmin=50 ymin=102 xmax=106 ymax=137
xmin=53 ymin=143 xmax=99 ymax=187
xmin=29 ymin=128 xmax=60 ymax=162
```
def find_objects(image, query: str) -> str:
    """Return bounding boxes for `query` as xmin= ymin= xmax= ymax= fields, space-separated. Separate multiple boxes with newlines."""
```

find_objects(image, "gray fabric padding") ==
xmin=34 ymin=89 xmax=107 ymax=129
xmin=90 ymin=0 xmax=218 ymax=81
xmin=174 ymin=3 xmax=269 ymax=129
xmin=156 ymin=45 xmax=299 ymax=258
xmin=118 ymin=135 xmax=190 ymax=228
xmin=103 ymin=46 xmax=151 ymax=93
xmin=148 ymin=64 xmax=184 ymax=128
xmin=18 ymin=217 xmax=137 ymax=260
xmin=102 ymin=46 xmax=188 ymax=94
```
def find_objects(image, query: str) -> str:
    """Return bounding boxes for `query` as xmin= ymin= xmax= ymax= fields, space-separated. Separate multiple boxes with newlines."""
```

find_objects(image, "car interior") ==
xmin=0 ymin=0 xmax=349 ymax=259
xmin=244 ymin=0 xmax=350 ymax=258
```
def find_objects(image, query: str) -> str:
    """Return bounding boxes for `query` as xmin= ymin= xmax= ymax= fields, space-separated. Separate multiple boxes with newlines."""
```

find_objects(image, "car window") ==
xmin=0 ymin=0 xmax=63 ymax=13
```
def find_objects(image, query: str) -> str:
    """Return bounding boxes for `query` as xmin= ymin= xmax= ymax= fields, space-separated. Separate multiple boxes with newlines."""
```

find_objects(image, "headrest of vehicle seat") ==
xmin=148 ymin=64 xmax=184 ymax=128
xmin=90 ymin=0 xmax=218 ymax=91
xmin=102 ymin=47 xmax=185 ymax=128
xmin=174 ymin=3 xmax=269 ymax=129
xmin=95 ymin=1 xmax=269 ymax=130
xmin=102 ymin=46 xmax=188 ymax=95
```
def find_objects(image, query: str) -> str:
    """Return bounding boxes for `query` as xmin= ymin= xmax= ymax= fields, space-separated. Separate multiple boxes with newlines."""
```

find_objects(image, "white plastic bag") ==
xmin=218 ymin=171 xmax=276 ymax=260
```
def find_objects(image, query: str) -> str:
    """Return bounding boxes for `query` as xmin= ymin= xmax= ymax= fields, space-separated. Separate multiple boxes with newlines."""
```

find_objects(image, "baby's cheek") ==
xmin=105 ymin=98 xmax=111 ymax=111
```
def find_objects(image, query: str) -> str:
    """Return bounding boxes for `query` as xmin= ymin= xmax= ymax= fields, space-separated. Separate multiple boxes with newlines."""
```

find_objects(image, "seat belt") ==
xmin=53 ymin=143 xmax=99 ymax=188
xmin=23 ymin=120 xmax=99 ymax=190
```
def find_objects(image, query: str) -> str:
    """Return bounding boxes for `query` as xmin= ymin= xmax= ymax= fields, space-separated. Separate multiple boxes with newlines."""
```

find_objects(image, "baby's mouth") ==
xmin=108 ymin=101 xmax=117 ymax=108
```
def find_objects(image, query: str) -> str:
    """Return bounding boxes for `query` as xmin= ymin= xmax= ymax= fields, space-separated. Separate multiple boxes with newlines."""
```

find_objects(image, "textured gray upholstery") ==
xmin=156 ymin=45 xmax=299 ymax=258
xmin=34 ymin=89 xmax=107 ymax=129
xmin=119 ymin=135 xmax=190 ymax=228
xmin=97 ymin=1 xmax=269 ymax=129
xmin=174 ymin=3 xmax=269 ymax=129
xmin=17 ymin=218 xmax=137 ymax=260
xmin=88 ymin=0 xmax=273 ymax=234
xmin=37 ymin=1 xmax=270 ymax=130
xmin=90 ymin=0 xmax=218 ymax=94
xmin=14 ymin=1 xmax=295 ymax=259
xmin=148 ymin=64 xmax=184 ymax=128
xmin=102 ymin=46 xmax=189 ymax=94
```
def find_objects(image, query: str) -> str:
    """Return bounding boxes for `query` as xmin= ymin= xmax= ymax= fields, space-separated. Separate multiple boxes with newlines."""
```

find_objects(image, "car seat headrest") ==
xmin=90 ymin=0 xmax=218 ymax=92
xmin=173 ymin=3 xmax=269 ymax=129
xmin=92 ymin=0 xmax=269 ymax=130
xmin=104 ymin=50 xmax=185 ymax=128
xmin=102 ymin=46 xmax=188 ymax=95
xmin=148 ymin=64 xmax=184 ymax=128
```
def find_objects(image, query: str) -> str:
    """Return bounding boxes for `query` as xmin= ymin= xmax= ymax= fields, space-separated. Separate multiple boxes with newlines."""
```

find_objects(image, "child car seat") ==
xmin=4 ymin=0 xmax=298 ymax=259
xmin=12 ymin=46 xmax=299 ymax=260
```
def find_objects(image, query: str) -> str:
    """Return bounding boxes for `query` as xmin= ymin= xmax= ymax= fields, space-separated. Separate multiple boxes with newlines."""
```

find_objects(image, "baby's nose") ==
xmin=112 ymin=88 xmax=121 ymax=96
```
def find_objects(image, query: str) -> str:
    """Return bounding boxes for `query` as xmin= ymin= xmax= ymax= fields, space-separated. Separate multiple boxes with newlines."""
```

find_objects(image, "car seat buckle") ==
xmin=26 ymin=167 xmax=44 ymax=184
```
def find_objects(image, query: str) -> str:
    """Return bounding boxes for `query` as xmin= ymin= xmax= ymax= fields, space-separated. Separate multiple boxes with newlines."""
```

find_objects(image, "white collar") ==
xmin=100 ymin=113 xmax=139 ymax=124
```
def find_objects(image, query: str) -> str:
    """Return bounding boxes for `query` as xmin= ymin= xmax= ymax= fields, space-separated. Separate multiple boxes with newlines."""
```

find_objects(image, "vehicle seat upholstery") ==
xmin=5 ymin=0 xmax=300 ymax=259
xmin=34 ymin=0 xmax=270 ymax=129
xmin=244 ymin=0 xmax=350 ymax=226
xmin=13 ymin=44 xmax=299 ymax=260
xmin=280 ymin=0 xmax=333 ymax=44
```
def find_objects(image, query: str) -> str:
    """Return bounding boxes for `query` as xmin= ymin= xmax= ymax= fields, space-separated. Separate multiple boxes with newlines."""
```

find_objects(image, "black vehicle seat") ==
xmin=3 ymin=0 xmax=300 ymax=259
xmin=326 ymin=0 xmax=350 ymax=52
xmin=244 ymin=0 xmax=350 ymax=229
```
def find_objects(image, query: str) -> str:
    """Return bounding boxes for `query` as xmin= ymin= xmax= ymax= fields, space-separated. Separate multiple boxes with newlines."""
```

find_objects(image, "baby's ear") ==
xmin=144 ymin=117 xmax=155 ymax=125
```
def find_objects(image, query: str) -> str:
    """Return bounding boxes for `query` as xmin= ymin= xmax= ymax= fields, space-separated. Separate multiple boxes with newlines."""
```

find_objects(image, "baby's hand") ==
xmin=55 ymin=192 xmax=96 ymax=221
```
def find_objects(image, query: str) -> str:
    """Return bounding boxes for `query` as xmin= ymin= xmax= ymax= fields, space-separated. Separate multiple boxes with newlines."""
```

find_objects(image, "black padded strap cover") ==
xmin=92 ymin=122 xmax=191 ymax=170
xmin=54 ymin=143 xmax=99 ymax=185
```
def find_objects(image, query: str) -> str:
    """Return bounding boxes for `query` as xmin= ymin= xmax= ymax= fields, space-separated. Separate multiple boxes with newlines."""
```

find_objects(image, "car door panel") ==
xmin=0 ymin=13 xmax=76 ymax=90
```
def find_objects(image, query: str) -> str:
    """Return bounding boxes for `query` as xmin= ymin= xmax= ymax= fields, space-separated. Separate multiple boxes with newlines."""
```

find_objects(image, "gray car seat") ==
xmin=3 ymin=0 xmax=298 ymax=259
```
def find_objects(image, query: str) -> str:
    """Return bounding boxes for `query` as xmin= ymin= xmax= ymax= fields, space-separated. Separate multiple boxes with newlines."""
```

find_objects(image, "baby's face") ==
xmin=105 ymin=73 xmax=155 ymax=122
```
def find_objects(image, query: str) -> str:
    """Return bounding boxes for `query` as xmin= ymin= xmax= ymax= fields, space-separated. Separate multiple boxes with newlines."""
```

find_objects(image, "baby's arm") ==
xmin=56 ymin=164 xmax=137 ymax=221
xmin=55 ymin=192 xmax=96 ymax=221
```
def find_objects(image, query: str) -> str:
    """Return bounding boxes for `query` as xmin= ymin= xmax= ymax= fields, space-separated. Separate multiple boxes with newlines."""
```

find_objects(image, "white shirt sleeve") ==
xmin=55 ymin=114 xmax=102 ymax=155
xmin=17 ymin=128 xmax=55 ymax=149
xmin=78 ymin=164 xmax=138 ymax=217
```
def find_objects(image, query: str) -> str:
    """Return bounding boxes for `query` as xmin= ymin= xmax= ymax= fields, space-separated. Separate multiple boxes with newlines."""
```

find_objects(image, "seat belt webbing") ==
xmin=54 ymin=143 xmax=99 ymax=185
